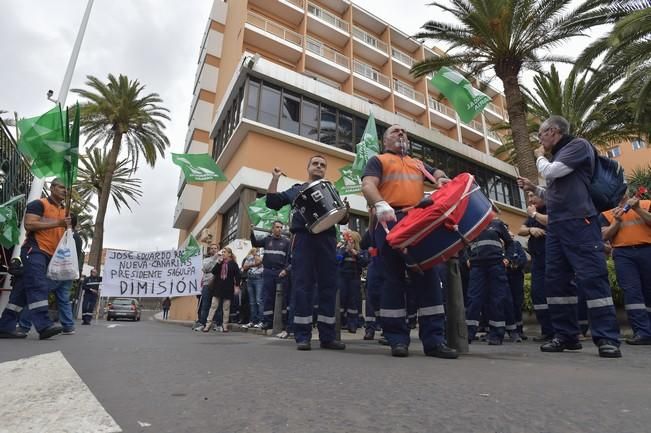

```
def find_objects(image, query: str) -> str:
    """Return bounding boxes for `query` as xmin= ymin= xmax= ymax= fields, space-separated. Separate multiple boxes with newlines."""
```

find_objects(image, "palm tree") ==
xmin=575 ymin=1 xmax=651 ymax=132
xmin=77 ymin=147 xmax=144 ymax=213
xmin=410 ymin=0 xmax=614 ymax=183
xmin=72 ymin=74 xmax=169 ymax=272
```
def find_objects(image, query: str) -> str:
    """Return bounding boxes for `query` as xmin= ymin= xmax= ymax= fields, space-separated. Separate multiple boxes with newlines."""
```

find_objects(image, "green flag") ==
xmin=334 ymin=164 xmax=362 ymax=195
xmin=0 ymin=195 xmax=25 ymax=248
xmin=429 ymin=67 xmax=491 ymax=123
xmin=180 ymin=234 xmax=201 ymax=263
xmin=351 ymin=113 xmax=379 ymax=176
xmin=247 ymin=196 xmax=290 ymax=230
xmin=172 ymin=153 xmax=227 ymax=182
xmin=17 ymin=105 xmax=78 ymax=180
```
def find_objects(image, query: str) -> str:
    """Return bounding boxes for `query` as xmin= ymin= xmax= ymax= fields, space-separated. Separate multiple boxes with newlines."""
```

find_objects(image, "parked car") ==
xmin=106 ymin=298 xmax=141 ymax=321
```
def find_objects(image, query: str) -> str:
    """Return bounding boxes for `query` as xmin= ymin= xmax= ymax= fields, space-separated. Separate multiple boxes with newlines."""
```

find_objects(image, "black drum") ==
xmin=293 ymin=179 xmax=347 ymax=234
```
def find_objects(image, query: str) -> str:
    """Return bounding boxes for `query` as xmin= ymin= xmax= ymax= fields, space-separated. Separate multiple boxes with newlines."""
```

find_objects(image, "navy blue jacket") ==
xmin=469 ymin=219 xmax=512 ymax=265
xmin=505 ymin=240 xmax=527 ymax=272
xmin=250 ymin=232 xmax=291 ymax=272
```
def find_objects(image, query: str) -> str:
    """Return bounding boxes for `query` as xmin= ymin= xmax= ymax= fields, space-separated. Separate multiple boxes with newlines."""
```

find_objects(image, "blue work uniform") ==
xmin=465 ymin=218 xmax=512 ymax=342
xmin=266 ymin=182 xmax=343 ymax=344
xmin=541 ymin=135 xmax=620 ymax=346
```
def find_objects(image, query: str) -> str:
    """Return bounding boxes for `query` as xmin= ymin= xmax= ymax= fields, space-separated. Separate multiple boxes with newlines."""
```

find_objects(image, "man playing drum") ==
xmin=266 ymin=155 xmax=349 ymax=351
xmin=361 ymin=124 xmax=458 ymax=359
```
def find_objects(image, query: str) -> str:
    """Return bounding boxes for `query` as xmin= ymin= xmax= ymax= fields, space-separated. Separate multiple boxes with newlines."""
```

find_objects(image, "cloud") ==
xmin=1 ymin=0 xmax=210 ymax=252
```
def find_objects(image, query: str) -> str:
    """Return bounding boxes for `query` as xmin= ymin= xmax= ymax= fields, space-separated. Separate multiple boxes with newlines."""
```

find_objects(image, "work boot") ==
xmin=0 ymin=328 xmax=28 ymax=339
xmin=391 ymin=344 xmax=409 ymax=357
xmin=296 ymin=341 xmax=311 ymax=351
xmin=39 ymin=324 xmax=63 ymax=340
xmin=597 ymin=340 xmax=622 ymax=358
xmin=540 ymin=338 xmax=582 ymax=352
xmin=425 ymin=343 xmax=459 ymax=359
xmin=363 ymin=328 xmax=375 ymax=340
xmin=320 ymin=340 xmax=346 ymax=350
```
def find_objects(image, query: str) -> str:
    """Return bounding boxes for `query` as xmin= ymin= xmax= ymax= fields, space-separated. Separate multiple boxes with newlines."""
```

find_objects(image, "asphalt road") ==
xmin=1 ymin=312 xmax=650 ymax=433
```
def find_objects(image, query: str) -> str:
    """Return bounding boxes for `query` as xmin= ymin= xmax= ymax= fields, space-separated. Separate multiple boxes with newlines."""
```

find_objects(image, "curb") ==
xmin=153 ymin=312 xmax=268 ymax=335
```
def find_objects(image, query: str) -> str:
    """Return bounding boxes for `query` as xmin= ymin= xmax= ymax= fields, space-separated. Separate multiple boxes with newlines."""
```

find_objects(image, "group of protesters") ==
xmin=191 ymin=115 xmax=651 ymax=361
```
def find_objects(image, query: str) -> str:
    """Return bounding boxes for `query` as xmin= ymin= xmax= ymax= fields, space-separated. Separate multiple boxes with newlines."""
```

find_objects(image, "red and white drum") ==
xmin=386 ymin=173 xmax=494 ymax=271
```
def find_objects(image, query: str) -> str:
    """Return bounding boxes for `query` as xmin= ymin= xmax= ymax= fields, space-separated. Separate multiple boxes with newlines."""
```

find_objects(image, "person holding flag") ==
xmin=0 ymin=178 xmax=71 ymax=339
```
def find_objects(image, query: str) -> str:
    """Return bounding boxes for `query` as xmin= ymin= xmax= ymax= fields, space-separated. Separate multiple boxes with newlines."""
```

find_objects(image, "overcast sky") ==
xmin=0 ymin=1 xmax=603 ymax=253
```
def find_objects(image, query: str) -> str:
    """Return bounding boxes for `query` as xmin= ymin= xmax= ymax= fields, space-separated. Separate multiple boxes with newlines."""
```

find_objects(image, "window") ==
xmin=337 ymin=112 xmax=353 ymax=152
xmin=300 ymin=98 xmax=319 ymax=141
xmin=220 ymin=201 xmax=240 ymax=247
xmin=281 ymin=91 xmax=301 ymax=134
xmin=245 ymin=80 xmax=260 ymax=120
xmin=319 ymin=104 xmax=337 ymax=146
xmin=607 ymin=146 xmax=621 ymax=158
xmin=259 ymin=83 xmax=281 ymax=127
xmin=632 ymin=139 xmax=646 ymax=151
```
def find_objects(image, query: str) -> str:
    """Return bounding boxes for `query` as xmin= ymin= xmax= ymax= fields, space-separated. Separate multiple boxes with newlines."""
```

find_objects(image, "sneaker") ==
xmin=597 ymin=339 xmax=622 ymax=358
xmin=242 ymin=322 xmax=254 ymax=329
xmin=363 ymin=329 xmax=375 ymax=340
xmin=253 ymin=323 xmax=263 ymax=329
xmin=625 ymin=335 xmax=651 ymax=345
xmin=215 ymin=326 xmax=223 ymax=332
xmin=62 ymin=329 xmax=76 ymax=335
xmin=540 ymin=338 xmax=582 ymax=352
xmin=509 ymin=332 xmax=522 ymax=343
xmin=275 ymin=330 xmax=289 ymax=339
xmin=39 ymin=324 xmax=63 ymax=340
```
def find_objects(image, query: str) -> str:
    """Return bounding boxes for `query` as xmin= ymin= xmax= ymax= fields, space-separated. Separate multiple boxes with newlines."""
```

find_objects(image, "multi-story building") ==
xmin=605 ymin=138 xmax=651 ymax=176
xmin=171 ymin=0 xmax=526 ymax=319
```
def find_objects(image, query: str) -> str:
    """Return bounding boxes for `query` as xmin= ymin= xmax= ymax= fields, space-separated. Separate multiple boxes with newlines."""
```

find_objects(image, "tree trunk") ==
xmin=88 ymin=132 xmax=122 ymax=273
xmin=498 ymin=70 xmax=539 ymax=184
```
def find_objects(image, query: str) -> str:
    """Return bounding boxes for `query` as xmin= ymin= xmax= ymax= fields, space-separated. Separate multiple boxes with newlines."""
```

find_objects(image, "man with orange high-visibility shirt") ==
xmin=362 ymin=124 xmax=457 ymax=359
xmin=601 ymin=190 xmax=651 ymax=345
xmin=0 ymin=178 xmax=71 ymax=340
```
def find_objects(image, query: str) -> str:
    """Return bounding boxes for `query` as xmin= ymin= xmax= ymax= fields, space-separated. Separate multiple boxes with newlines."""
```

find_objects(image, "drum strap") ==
xmin=415 ymin=160 xmax=439 ymax=185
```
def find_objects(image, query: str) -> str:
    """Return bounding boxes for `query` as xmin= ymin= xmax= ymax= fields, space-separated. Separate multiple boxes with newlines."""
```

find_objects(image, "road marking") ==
xmin=0 ymin=351 xmax=122 ymax=433
xmin=107 ymin=324 xmax=120 ymax=328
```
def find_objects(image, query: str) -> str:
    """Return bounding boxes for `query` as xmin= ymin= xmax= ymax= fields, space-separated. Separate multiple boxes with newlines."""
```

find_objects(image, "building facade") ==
xmin=605 ymin=137 xmax=651 ymax=176
xmin=170 ymin=0 xmax=527 ymax=320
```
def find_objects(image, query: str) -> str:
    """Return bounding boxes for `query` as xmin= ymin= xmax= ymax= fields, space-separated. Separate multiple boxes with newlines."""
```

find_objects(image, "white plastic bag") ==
xmin=47 ymin=228 xmax=79 ymax=281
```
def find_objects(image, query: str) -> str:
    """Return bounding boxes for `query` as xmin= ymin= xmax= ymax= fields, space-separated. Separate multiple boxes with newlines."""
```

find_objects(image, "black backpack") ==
xmin=588 ymin=146 xmax=627 ymax=212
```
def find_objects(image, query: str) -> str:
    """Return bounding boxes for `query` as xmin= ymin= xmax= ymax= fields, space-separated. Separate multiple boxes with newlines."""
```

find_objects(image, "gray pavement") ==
xmin=1 ymin=312 xmax=650 ymax=433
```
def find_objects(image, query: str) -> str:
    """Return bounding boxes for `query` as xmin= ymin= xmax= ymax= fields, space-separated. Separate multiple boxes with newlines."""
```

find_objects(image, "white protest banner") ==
xmin=102 ymin=249 xmax=203 ymax=298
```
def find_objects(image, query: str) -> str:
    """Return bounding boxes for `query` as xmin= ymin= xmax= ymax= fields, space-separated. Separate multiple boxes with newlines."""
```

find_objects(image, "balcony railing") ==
xmin=308 ymin=3 xmax=349 ymax=32
xmin=391 ymin=47 xmax=415 ymax=67
xmin=352 ymin=26 xmax=388 ymax=54
xmin=353 ymin=60 xmax=390 ymax=87
xmin=247 ymin=11 xmax=303 ymax=46
xmin=428 ymin=96 xmax=456 ymax=118
xmin=393 ymin=79 xmax=425 ymax=104
xmin=305 ymin=36 xmax=350 ymax=69
xmin=486 ymin=102 xmax=504 ymax=116
xmin=283 ymin=0 xmax=305 ymax=8
xmin=486 ymin=129 xmax=501 ymax=142
xmin=463 ymin=118 xmax=483 ymax=132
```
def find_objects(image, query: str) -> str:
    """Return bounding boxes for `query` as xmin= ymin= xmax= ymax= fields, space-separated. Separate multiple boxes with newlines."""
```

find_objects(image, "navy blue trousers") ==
xmin=262 ymin=268 xmax=289 ymax=328
xmin=364 ymin=257 xmax=381 ymax=331
xmin=374 ymin=221 xmax=446 ymax=350
xmin=291 ymin=232 xmax=337 ymax=344
xmin=613 ymin=245 xmax=651 ymax=338
xmin=545 ymin=217 xmax=620 ymax=345
xmin=530 ymin=254 xmax=553 ymax=336
xmin=466 ymin=262 xmax=508 ymax=341
xmin=339 ymin=272 xmax=361 ymax=330
xmin=0 ymin=249 xmax=53 ymax=333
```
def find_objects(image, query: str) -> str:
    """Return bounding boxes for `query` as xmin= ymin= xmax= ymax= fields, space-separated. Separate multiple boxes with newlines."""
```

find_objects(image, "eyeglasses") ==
xmin=536 ymin=127 xmax=555 ymax=140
